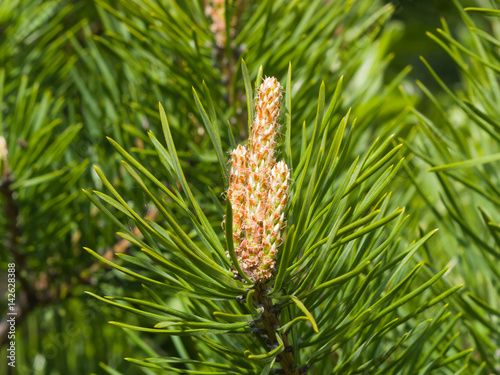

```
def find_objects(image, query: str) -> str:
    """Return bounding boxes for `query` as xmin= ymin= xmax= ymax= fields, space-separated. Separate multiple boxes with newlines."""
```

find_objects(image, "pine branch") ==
xmin=252 ymin=282 xmax=305 ymax=375
xmin=0 ymin=168 xmax=158 ymax=347
xmin=1 ymin=169 xmax=38 ymax=310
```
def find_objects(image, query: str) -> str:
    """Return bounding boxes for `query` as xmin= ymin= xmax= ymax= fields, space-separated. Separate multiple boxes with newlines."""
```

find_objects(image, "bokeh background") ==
xmin=1 ymin=0 xmax=499 ymax=374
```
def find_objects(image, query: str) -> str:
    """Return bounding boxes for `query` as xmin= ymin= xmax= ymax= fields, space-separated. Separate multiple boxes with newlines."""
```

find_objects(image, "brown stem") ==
xmin=253 ymin=282 xmax=299 ymax=375
xmin=0 ymin=170 xmax=157 ymax=348
xmin=212 ymin=0 xmax=249 ymax=139
xmin=1 ymin=172 xmax=37 ymax=348
xmin=1 ymin=172 xmax=38 ymax=306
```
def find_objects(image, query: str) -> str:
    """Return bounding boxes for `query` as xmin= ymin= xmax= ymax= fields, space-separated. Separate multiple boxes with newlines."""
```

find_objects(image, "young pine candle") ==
xmin=226 ymin=77 xmax=290 ymax=282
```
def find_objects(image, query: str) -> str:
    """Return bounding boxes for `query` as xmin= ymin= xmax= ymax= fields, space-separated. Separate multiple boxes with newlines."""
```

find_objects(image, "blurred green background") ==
xmin=1 ymin=0 xmax=499 ymax=374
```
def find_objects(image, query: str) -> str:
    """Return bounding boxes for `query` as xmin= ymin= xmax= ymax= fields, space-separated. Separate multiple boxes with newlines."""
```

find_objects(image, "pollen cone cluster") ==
xmin=226 ymin=77 xmax=290 ymax=282
xmin=205 ymin=0 xmax=235 ymax=48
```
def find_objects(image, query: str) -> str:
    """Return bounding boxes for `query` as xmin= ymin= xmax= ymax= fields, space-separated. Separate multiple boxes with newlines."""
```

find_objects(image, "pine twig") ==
xmin=253 ymin=282 xmax=299 ymax=375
